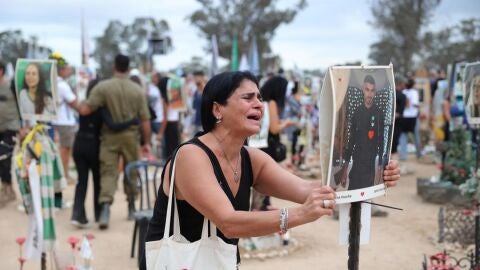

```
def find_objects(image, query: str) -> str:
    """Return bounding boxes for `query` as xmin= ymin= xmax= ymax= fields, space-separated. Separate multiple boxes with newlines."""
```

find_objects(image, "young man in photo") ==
xmin=335 ymin=75 xmax=386 ymax=191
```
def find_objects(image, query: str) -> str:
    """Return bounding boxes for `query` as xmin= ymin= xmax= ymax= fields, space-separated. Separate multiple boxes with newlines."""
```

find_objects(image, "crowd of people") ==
xmin=391 ymin=70 xmax=450 ymax=174
xmin=0 ymin=52 xmax=405 ymax=217
xmin=0 ymin=52 xmax=404 ymax=270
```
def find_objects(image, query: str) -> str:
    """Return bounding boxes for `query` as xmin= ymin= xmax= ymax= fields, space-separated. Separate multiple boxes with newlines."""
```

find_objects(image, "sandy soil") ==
xmin=0 ymin=156 xmax=446 ymax=270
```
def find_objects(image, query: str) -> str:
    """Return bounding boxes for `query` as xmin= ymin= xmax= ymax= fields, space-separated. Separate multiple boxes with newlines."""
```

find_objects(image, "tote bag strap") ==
xmin=163 ymin=147 xmax=218 ymax=240
xmin=200 ymin=218 xmax=219 ymax=240
xmin=163 ymin=152 xmax=181 ymax=238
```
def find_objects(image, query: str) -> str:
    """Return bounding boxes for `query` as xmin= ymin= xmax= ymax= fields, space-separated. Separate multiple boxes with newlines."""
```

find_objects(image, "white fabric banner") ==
xmin=25 ymin=160 xmax=44 ymax=260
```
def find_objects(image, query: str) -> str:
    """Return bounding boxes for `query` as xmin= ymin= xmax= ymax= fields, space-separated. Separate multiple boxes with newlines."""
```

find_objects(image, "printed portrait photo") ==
xmin=248 ymin=102 xmax=270 ymax=148
xmin=167 ymin=77 xmax=187 ymax=111
xmin=15 ymin=59 xmax=58 ymax=121
xmin=324 ymin=66 xmax=395 ymax=203
xmin=463 ymin=62 xmax=480 ymax=125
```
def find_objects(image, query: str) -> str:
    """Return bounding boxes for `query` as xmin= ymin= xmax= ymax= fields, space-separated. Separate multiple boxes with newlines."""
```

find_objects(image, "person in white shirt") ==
xmin=148 ymin=73 xmax=164 ymax=135
xmin=157 ymin=77 xmax=181 ymax=159
xmin=50 ymin=54 xmax=80 ymax=183
xmin=398 ymin=78 xmax=422 ymax=160
xmin=148 ymin=73 xmax=165 ymax=158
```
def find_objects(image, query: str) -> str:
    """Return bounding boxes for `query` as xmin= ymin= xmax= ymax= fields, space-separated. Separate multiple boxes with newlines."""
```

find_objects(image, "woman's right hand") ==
xmin=301 ymin=185 xmax=336 ymax=223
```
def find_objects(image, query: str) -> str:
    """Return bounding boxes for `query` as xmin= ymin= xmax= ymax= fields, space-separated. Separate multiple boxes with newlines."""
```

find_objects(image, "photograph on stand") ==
xmin=14 ymin=59 xmax=58 ymax=122
xmin=166 ymin=76 xmax=187 ymax=112
xmin=248 ymin=102 xmax=270 ymax=148
xmin=463 ymin=61 xmax=480 ymax=125
xmin=321 ymin=66 xmax=395 ymax=204
xmin=448 ymin=62 xmax=467 ymax=129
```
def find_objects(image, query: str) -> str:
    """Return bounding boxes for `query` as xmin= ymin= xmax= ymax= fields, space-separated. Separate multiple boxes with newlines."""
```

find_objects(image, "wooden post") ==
xmin=348 ymin=202 xmax=361 ymax=270
xmin=41 ymin=252 xmax=46 ymax=270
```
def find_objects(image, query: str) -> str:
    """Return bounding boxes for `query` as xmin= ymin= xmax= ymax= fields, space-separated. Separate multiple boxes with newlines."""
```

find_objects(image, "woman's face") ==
xmin=171 ymin=89 xmax=181 ymax=101
xmin=25 ymin=64 xmax=40 ymax=89
xmin=218 ymin=79 xmax=264 ymax=136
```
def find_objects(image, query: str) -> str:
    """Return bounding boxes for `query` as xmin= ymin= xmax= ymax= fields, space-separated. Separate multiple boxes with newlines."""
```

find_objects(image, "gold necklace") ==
xmin=211 ymin=132 xmax=241 ymax=183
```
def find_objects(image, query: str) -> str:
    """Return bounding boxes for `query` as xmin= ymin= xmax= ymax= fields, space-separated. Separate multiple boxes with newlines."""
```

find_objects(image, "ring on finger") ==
xmin=323 ymin=199 xmax=330 ymax=208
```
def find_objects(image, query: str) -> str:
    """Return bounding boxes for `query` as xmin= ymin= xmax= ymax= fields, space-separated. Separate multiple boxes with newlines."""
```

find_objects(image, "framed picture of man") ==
xmin=319 ymin=65 xmax=395 ymax=204
xmin=14 ymin=59 xmax=58 ymax=122
xmin=463 ymin=61 xmax=480 ymax=125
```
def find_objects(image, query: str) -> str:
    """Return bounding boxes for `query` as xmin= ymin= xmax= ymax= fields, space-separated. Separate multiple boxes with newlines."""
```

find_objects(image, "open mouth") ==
xmin=247 ymin=114 xmax=261 ymax=121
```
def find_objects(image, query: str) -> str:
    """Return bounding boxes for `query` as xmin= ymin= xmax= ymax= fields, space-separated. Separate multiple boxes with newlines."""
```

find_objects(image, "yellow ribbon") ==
xmin=15 ymin=124 xmax=46 ymax=169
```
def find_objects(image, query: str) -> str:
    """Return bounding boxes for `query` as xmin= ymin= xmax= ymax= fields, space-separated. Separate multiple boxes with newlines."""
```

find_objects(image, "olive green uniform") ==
xmin=86 ymin=74 xmax=149 ymax=204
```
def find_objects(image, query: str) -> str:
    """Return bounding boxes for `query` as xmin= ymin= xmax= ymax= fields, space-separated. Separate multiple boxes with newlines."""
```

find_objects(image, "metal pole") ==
xmin=348 ymin=202 xmax=361 ymax=270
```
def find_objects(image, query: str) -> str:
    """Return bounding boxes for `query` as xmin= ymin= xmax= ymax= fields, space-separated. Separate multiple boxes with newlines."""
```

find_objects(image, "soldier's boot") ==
xmin=98 ymin=203 xmax=111 ymax=230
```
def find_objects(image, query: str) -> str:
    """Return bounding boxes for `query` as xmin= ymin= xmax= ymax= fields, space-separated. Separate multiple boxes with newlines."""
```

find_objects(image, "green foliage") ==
xmin=441 ymin=128 xmax=474 ymax=185
xmin=92 ymin=17 xmax=172 ymax=77
xmin=188 ymin=0 xmax=307 ymax=72
xmin=421 ymin=18 xmax=480 ymax=70
xmin=368 ymin=0 xmax=441 ymax=74
xmin=459 ymin=170 xmax=480 ymax=202
xmin=0 ymin=30 xmax=52 ymax=65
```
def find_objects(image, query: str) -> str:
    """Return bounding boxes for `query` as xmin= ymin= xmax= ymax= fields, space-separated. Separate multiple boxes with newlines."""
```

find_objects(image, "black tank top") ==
xmin=144 ymin=137 xmax=253 ymax=263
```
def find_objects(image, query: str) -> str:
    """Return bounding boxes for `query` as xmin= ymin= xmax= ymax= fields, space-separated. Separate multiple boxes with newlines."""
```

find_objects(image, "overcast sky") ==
xmin=1 ymin=0 xmax=478 ymax=71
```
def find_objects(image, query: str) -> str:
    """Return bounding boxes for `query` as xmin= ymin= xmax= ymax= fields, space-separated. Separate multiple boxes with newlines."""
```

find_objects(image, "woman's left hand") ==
xmin=383 ymin=160 xmax=401 ymax=187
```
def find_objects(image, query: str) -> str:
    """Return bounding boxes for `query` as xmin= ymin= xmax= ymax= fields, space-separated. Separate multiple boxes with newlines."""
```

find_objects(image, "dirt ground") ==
xmin=0 ymin=156 xmax=448 ymax=270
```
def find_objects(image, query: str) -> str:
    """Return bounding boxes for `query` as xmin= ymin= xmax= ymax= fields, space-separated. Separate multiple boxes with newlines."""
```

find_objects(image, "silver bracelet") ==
xmin=280 ymin=208 xmax=289 ymax=234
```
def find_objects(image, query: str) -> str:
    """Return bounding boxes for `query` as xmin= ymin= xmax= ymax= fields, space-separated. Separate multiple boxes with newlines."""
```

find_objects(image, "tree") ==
xmin=422 ymin=18 xmax=480 ymax=70
xmin=177 ymin=56 xmax=209 ymax=75
xmin=92 ymin=17 xmax=172 ymax=77
xmin=0 ymin=30 xmax=52 ymax=65
xmin=188 ymin=0 xmax=307 ymax=72
xmin=368 ymin=0 xmax=441 ymax=75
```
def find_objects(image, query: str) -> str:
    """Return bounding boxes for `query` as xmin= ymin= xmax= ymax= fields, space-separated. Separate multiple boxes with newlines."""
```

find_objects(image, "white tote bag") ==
xmin=145 ymin=154 xmax=237 ymax=270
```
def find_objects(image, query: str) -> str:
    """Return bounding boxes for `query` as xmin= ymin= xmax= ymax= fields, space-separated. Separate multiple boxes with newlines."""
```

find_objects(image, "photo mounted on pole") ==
xmin=319 ymin=65 xmax=395 ymax=204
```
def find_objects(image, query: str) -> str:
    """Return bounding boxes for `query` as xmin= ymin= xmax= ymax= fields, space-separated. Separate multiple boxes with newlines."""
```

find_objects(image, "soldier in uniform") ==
xmin=0 ymin=61 xmax=21 ymax=207
xmin=79 ymin=54 xmax=151 ymax=229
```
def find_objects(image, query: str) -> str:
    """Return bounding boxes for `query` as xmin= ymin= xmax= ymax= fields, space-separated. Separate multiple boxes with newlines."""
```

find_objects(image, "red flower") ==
xmin=16 ymin=237 xmax=26 ymax=246
xmin=85 ymin=233 xmax=95 ymax=241
xmin=18 ymin=257 xmax=26 ymax=264
xmin=67 ymin=236 xmax=80 ymax=249
xmin=66 ymin=266 xmax=77 ymax=270
xmin=438 ymin=164 xmax=444 ymax=170
xmin=430 ymin=252 xmax=447 ymax=262
xmin=459 ymin=169 xmax=465 ymax=176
